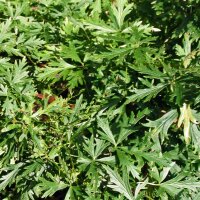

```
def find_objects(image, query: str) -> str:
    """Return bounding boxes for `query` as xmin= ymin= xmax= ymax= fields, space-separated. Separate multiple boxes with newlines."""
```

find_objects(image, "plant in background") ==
xmin=0 ymin=0 xmax=200 ymax=199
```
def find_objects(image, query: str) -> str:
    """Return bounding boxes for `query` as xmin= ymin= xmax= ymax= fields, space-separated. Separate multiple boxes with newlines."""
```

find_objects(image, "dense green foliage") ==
xmin=0 ymin=0 xmax=200 ymax=199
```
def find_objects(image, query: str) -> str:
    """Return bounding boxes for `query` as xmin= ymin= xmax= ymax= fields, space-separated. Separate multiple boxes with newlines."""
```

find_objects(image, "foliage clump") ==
xmin=0 ymin=0 xmax=200 ymax=199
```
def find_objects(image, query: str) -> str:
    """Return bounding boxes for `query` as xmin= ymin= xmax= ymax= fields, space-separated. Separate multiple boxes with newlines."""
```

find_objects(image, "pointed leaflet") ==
xmin=134 ymin=179 xmax=148 ymax=199
xmin=12 ymin=58 xmax=29 ymax=84
xmin=129 ymin=64 xmax=168 ymax=80
xmin=67 ymin=69 xmax=84 ymax=89
xmin=99 ymin=46 xmax=133 ymax=60
xmin=19 ymin=161 xmax=43 ymax=179
xmin=132 ymin=108 xmax=150 ymax=125
xmin=64 ymin=186 xmax=75 ymax=200
xmin=83 ymin=21 xmax=117 ymax=34
xmin=97 ymin=156 xmax=116 ymax=165
xmin=190 ymin=124 xmax=200 ymax=151
xmin=97 ymin=118 xmax=117 ymax=146
xmin=83 ymin=136 xmax=95 ymax=159
xmin=150 ymin=166 xmax=160 ymax=182
xmin=159 ymin=162 xmax=175 ymax=183
xmin=125 ymin=83 xmax=166 ymax=104
xmin=36 ymin=177 xmax=68 ymax=198
xmin=94 ymin=138 xmax=109 ymax=159
xmin=82 ymin=136 xmax=108 ymax=159
xmin=37 ymin=59 xmax=76 ymax=82
xmin=0 ymin=18 xmax=13 ymax=43
xmin=144 ymin=109 xmax=178 ymax=143
xmin=69 ymin=94 xmax=83 ymax=123
xmin=0 ymin=163 xmax=23 ymax=191
xmin=77 ymin=137 xmax=114 ymax=168
xmin=111 ymin=0 xmax=133 ymax=29
xmin=160 ymin=178 xmax=200 ymax=197
xmin=1 ymin=124 xmax=21 ymax=133
xmin=24 ymin=36 xmax=45 ymax=50
xmin=60 ymin=43 xmax=81 ymax=63
xmin=175 ymin=33 xmax=194 ymax=68
xmin=104 ymin=166 xmax=135 ymax=200
xmin=127 ymin=164 xmax=140 ymax=180
xmin=117 ymin=127 xmax=135 ymax=146
xmin=121 ymin=147 xmax=171 ymax=167
xmin=137 ymin=152 xmax=170 ymax=167
xmin=91 ymin=0 xmax=102 ymax=14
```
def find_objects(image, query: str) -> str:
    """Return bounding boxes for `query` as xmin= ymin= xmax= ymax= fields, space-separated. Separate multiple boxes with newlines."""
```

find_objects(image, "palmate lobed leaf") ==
xmin=82 ymin=135 xmax=108 ymax=159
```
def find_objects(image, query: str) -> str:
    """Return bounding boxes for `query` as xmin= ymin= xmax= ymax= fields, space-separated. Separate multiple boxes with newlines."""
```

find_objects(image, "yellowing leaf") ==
xmin=178 ymin=104 xmax=198 ymax=144
xmin=188 ymin=105 xmax=198 ymax=124
xmin=183 ymin=110 xmax=190 ymax=144
xmin=177 ymin=103 xmax=186 ymax=128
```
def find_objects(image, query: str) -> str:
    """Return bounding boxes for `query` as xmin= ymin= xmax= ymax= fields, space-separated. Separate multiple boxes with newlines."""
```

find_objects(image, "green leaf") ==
xmin=0 ymin=84 xmax=8 ymax=96
xmin=97 ymin=156 xmax=116 ymax=165
xmin=69 ymin=94 xmax=83 ymax=123
xmin=0 ymin=163 xmax=23 ymax=191
xmin=36 ymin=177 xmax=68 ymax=198
xmin=111 ymin=0 xmax=133 ymax=29
xmin=104 ymin=166 xmax=135 ymax=200
xmin=134 ymin=179 xmax=148 ymax=199
xmin=1 ymin=124 xmax=21 ymax=133
xmin=98 ymin=46 xmax=133 ymax=60
xmin=37 ymin=59 xmax=76 ymax=82
xmin=190 ymin=124 xmax=200 ymax=151
xmin=159 ymin=162 xmax=175 ymax=183
xmin=19 ymin=161 xmax=43 ymax=179
xmin=67 ymin=69 xmax=84 ymax=89
xmin=129 ymin=64 xmax=168 ymax=80
xmin=82 ymin=136 xmax=108 ymax=160
xmin=144 ymin=110 xmax=178 ymax=143
xmin=83 ymin=21 xmax=117 ymax=34
xmin=97 ymin=118 xmax=117 ymax=146
xmin=161 ymin=179 xmax=200 ymax=197
xmin=117 ymin=127 xmax=134 ymax=145
xmin=125 ymin=83 xmax=167 ymax=104
xmin=60 ymin=43 xmax=82 ymax=63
